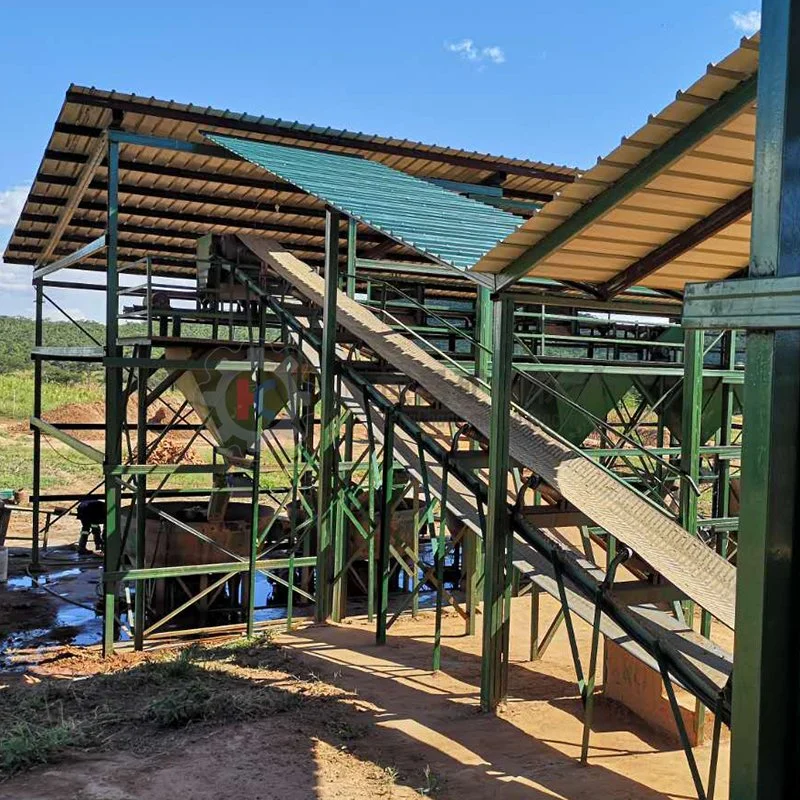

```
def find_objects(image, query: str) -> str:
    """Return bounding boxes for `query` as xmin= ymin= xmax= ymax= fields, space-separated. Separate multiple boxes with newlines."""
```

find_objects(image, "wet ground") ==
xmin=0 ymin=545 xmax=299 ymax=668
xmin=1 ymin=538 xmax=454 ymax=673
xmin=0 ymin=547 xmax=105 ymax=670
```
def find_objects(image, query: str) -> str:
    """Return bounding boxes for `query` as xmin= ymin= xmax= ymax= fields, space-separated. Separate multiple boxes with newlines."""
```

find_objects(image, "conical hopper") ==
xmin=165 ymin=344 xmax=297 ymax=461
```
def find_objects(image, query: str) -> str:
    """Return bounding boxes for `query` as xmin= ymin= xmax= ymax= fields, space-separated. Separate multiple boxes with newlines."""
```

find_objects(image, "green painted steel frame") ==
xmin=30 ymin=280 xmax=44 ymax=570
xmin=480 ymin=295 xmax=515 ymax=711
xmin=317 ymin=208 xmax=341 ymax=622
xmin=261 ymin=276 xmax=730 ymax=720
xmin=730 ymin=1 xmax=800 ymax=796
xmin=103 ymin=134 xmax=122 ymax=656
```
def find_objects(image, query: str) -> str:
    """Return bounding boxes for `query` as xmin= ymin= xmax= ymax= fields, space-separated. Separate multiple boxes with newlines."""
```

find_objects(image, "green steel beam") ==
xmin=346 ymin=217 xmax=357 ymax=299
xmin=247 ymin=300 xmax=267 ymax=637
xmin=316 ymin=207 xmax=340 ymax=622
xmin=679 ymin=329 xmax=707 ymax=743
xmin=29 ymin=417 xmax=105 ymax=463
xmin=475 ymin=287 xmax=492 ymax=382
xmin=433 ymin=465 xmax=448 ymax=671
xmin=505 ymin=290 xmax=680 ymax=317
xmin=730 ymin=2 xmax=800 ymax=795
xmin=480 ymin=295 xmax=515 ymax=711
xmin=111 ymin=463 xmax=235 ymax=476
xmin=600 ymin=189 xmax=752 ymax=300
xmin=31 ymin=234 xmax=106 ymax=280
xmin=496 ymin=74 xmax=757 ymax=290
xmin=104 ymin=357 xmax=272 ymax=371
xmin=376 ymin=409 xmax=397 ymax=644
xmin=580 ymin=445 xmax=740 ymax=459
xmin=683 ymin=273 xmax=800 ymax=329
xmin=513 ymin=363 xmax=743 ymax=381
xmin=714 ymin=332 xmax=737 ymax=524
xmin=105 ymin=556 xmax=318 ymax=582
xmin=680 ymin=331 xmax=703 ymax=538
xmin=466 ymin=286 xmax=492 ymax=636
xmin=107 ymin=128 xmax=228 ymax=159
xmin=332 ymin=216 xmax=359 ymax=622
xmin=134 ymin=359 xmax=149 ymax=650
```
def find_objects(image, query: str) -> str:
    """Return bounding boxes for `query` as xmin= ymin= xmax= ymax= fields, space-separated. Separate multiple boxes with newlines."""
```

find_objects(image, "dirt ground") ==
xmin=0 ymin=402 xmax=732 ymax=799
xmin=0 ymin=593 xmax=730 ymax=800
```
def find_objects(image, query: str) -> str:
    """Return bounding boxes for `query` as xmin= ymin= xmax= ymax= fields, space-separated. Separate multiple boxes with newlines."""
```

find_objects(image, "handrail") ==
xmin=364 ymin=279 xmax=700 ymax=509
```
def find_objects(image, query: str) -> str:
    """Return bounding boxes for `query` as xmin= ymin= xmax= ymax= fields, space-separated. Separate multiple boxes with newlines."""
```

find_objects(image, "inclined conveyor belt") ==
xmin=239 ymin=234 xmax=734 ymax=716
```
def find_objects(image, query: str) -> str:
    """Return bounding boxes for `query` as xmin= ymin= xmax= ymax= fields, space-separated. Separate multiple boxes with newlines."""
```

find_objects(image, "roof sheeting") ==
xmin=205 ymin=133 xmax=525 ymax=272
xmin=3 ymin=85 xmax=575 ymax=276
xmin=472 ymin=35 xmax=760 ymax=293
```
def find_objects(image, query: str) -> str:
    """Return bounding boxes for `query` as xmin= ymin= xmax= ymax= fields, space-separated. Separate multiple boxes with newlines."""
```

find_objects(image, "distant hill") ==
xmin=0 ymin=315 xmax=263 ymax=381
xmin=0 ymin=316 xmax=108 ymax=378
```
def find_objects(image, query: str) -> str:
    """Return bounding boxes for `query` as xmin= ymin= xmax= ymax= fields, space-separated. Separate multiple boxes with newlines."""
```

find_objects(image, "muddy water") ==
xmin=0 ymin=551 xmax=107 ymax=669
xmin=0 ymin=540 xmax=459 ymax=668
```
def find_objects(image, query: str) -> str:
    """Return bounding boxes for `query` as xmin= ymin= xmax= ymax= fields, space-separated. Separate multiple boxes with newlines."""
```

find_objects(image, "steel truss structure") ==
xmin=18 ymin=10 xmax=800 ymax=789
xmin=19 ymin=130 xmax=746 ymax=800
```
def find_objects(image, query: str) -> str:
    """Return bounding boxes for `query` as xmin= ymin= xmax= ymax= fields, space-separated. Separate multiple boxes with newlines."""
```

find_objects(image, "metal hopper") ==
xmin=165 ymin=343 xmax=297 ymax=461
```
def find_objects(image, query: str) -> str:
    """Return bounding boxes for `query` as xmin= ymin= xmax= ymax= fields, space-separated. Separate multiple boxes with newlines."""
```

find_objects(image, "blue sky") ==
xmin=0 ymin=0 xmax=760 ymax=320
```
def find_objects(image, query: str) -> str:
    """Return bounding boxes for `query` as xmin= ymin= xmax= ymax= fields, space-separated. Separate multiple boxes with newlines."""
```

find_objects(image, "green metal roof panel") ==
xmin=204 ymin=133 xmax=525 ymax=272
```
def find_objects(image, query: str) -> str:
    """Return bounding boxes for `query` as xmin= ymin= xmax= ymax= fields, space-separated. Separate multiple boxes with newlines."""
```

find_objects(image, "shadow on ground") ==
xmin=277 ymin=621 xmax=700 ymax=799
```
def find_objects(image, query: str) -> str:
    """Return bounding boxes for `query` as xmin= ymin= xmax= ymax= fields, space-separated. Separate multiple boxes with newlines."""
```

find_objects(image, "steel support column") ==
xmin=345 ymin=217 xmax=357 ymax=299
xmin=730 ymin=1 xmax=800 ymax=795
xmin=102 ymin=136 xmax=122 ymax=656
xmin=680 ymin=328 xmax=703 ymax=630
xmin=332 ymin=217 xmax=358 ymax=622
xmin=480 ymin=294 xmax=514 ymax=712
xmin=247 ymin=300 xmax=267 ymax=636
xmin=466 ymin=286 xmax=491 ymax=635
xmin=680 ymin=329 xmax=703 ymax=538
xmin=317 ymin=208 xmax=340 ymax=622
xmin=714 ymin=331 xmax=736 ymax=561
xmin=681 ymin=330 xmax=713 ymax=743
xmin=376 ymin=409 xmax=396 ymax=644
xmin=30 ymin=280 xmax=44 ymax=570
xmin=133 ymin=360 xmax=149 ymax=650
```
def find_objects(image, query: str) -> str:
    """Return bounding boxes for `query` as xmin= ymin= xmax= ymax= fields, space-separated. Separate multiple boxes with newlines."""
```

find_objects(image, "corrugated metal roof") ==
xmin=472 ymin=34 xmax=760 ymax=294
xmin=3 ymin=85 xmax=576 ymax=275
xmin=205 ymin=133 xmax=525 ymax=272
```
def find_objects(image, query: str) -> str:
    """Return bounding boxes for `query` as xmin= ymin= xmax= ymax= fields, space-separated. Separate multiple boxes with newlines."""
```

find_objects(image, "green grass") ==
xmin=0 ymin=436 xmax=104 ymax=491
xmin=0 ymin=371 xmax=104 ymax=421
xmin=0 ymin=434 xmax=294 ymax=494
xmin=0 ymin=635 xmax=302 ymax=779
xmin=0 ymin=721 xmax=80 ymax=777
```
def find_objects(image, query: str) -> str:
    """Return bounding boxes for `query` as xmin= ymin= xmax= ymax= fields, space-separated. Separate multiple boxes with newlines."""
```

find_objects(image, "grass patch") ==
xmin=0 ymin=371 xmax=104 ymax=421
xmin=0 ymin=721 xmax=80 ymax=777
xmin=144 ymin=680 xmax=298 ymax=728
xmin=0 ymin=434 xmax=104 ymax=491
xmin=419 ymin=765 xmax=443 ymax=797
xmin=0 ymin=634 xmax=308 ymax=780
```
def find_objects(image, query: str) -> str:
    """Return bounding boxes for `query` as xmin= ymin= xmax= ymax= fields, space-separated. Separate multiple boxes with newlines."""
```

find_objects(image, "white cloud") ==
xmin=0 ymin=184 xmax=30 ymax=227
xmin=445 ymin=39 xmax=506 ymax=66
xmin=0 ymin=260 xmax=32 ymax=293
xmin=482 ymin=46 xmax=506 ymax=65
xmin=43 ymin=306 xmax=90 ymax=322
xmin=731 ymin=10 xmax=761 ymax=35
